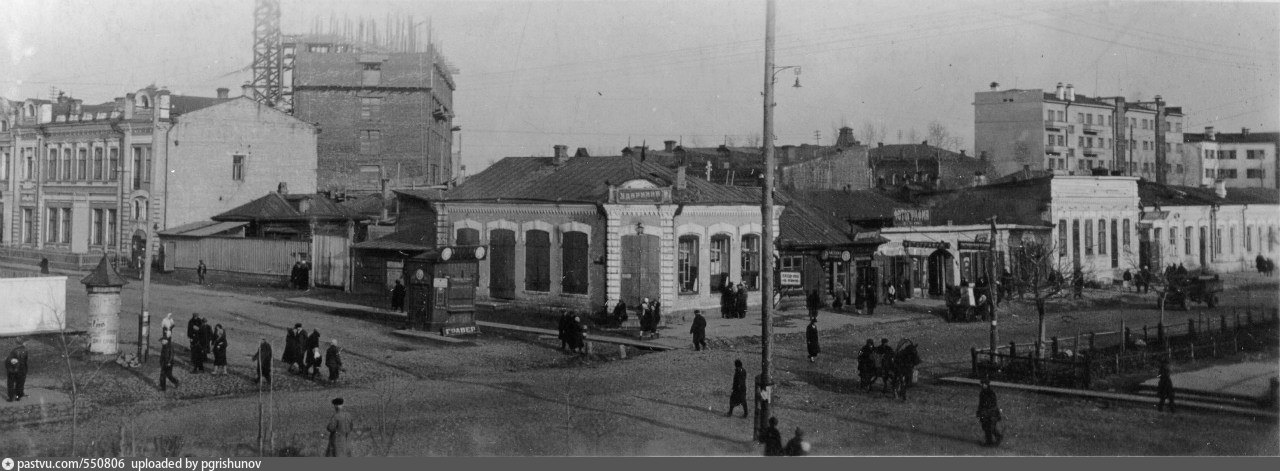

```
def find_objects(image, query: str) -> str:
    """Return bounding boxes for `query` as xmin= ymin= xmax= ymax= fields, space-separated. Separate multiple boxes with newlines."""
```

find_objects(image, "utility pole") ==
xmin=989 ymin=216 xmax=999 ymax=356
xmin=757 ymin=0 xmax=778 ymax=440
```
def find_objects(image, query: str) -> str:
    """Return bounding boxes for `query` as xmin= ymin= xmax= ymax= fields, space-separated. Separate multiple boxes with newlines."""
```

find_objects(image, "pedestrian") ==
xmin=197 ymin=260 xmax=208 ymax=285
xmin=558 ymin=310 xmax=571 ymax=350
xmin=252 ymin=338 xmax=273 ymax=385
xmin=720 ymin=279 xmax=733 ymax=318
xmin=832 ymin=282 xmax=846 ymax=310
xmin=783 ymin=427 xmax=811 ymax=456
xmin=390 ymin=279 xmax=406 ymax=312
xmin=728 ymin=359 xmax=748 ymax=417
xmin=886 ymin=283 xmax=897 ymax=306
xmin=189 ymin=316 xmax=207 ymax=373
xmin=690 ymin=309 xmax=708 ymax=351
xmin=186 ymin=313 xmax=201 ymax=345
xmin=212 ymin=324 xmax=229 ymax=375
xmin=325 ymin=397 xmax=354 ymax=457
xmin=650 ymin=301 xmax=662 ymax=337
xmin=735 ymin=283 xmax=748 ymax=319
xmin=1122 ymin=269 xmax=1133 ymax=291
xmin=638 ymin=298 xmax=652 ymax=337
xmin=200 ymin=319 xmax=214 ymax=361
xmin=306 ymin=328 xmax=322 ymax=378
xmin=325 ymin=339 xmax=343 ymax=382
xmin=6 ymin=339 xmax=29 ymax=401
xmin=805 ymin=320 xmax=820 ymax=363
xmin=865 ymin=284 xmax=878 ymax=316
xmin=160 ymin=313 xmax=175 ymax=340
xmin=1157 ymin=361 xmax=1176 ymax=413
xmin=1139 ymin=266 xmax=1151 ymax=294
xmin=976 ymin=379 xmax=1003 ymax=447
xmin=568 ymin=316 xmax=585 ymax=353
xmin=1073 ymin=271 xmax=1085 ymax=299
xmin=283 ymin=324 xmax=302 ymax=373
xmin=857 ymin=339 xmax=876 ymax=388
xmin=612 ymin=300 xmax=629 ymax=324
xmin=39 ymin=257 xmax=50 ymax=275
xmin=159 ymin=338 xmax=180 ymax=391
xmin=805 ymin=289 xmax=821 ymax=323
xmin=762 ymin=417 xmax=784 ymax=456
xmin=299 ymin=260 xmax=312 ymax=290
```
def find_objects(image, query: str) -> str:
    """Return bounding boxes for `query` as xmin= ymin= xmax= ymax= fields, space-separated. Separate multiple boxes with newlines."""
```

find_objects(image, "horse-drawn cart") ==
xmin=1158 ymin=275 xmax=1223 ymax=310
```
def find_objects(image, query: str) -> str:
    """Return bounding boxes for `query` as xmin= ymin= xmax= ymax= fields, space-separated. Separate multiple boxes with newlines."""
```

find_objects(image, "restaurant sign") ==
xmin=893 ymin=208 xmax=931 ymax=227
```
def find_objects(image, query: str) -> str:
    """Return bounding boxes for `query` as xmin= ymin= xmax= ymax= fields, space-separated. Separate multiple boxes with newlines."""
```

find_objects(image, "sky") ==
xmin=4 ymin=0 xmax=1278 ymax=174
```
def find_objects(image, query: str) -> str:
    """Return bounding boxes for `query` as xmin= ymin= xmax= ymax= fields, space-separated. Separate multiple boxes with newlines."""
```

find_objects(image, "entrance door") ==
xmin=489 ymin=229 xmax=516 ymax=299
xmin=1198 ymin=227 xmax=1208 ymax=268
xmin=620 ymin=233 xmax=660 ymax=307
xmin=927 ymin=249 xmax=953 ymax=296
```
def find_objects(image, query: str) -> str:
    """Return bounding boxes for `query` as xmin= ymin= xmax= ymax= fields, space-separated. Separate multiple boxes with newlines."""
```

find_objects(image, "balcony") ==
xmin=1044 ymin=119 xmax=1069 ymax=131
xmin=1083 ymin=148 xmax=1107 ymax=158
xmin=1045 ymin=145 xmax=1069 ymax=155
xmin=1083 ymin=123 xmax=1106 ymax=134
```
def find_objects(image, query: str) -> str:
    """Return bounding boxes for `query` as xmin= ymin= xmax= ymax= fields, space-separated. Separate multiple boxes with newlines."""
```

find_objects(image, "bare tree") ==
xmin=1008 ymin=234 xmax=1081 ymax=357
xmin=38 ymin=292 xmax=111 ymax=456
xmin=925 ymin=121 xmax=962 ymax=151
xmin=859 ymin=122 xmax=887 ymax=146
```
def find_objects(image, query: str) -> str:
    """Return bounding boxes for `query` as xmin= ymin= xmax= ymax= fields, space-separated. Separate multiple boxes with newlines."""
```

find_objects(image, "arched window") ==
xmin=562 ymin=231 xmax=589 ymax=294
xmin=1084 ymin=219 xmax=1094 ymax=255
xmin=455 ymin=227 xmax=480 ymax=246
xmin=137 ymin=94 xmax=150 ymax=108
xmin=710 ymin=234 xmax=731 ymax=291
xmin=1097 ymin=218 xmax=1106 ymax=255
xmin=93 ymin=147 xmax=104 ymax=180
xmin=46 ymin=148 xmax=58 ymax=182
xmin=678 ymin=235 xmax=700 ymax=293
xmin=741 ymin=234 xmax=760 ymax=290
xmin=77 ymin=147 xmax=88 ymax=180
xmin=62 ymin=147 xmax=72 ymax=180
xmin=524 ymin=230 xmax=550 ymax=292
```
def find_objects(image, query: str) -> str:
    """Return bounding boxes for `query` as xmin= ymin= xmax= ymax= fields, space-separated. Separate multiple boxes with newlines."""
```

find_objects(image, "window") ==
xmin=23 ymin=149 xmax=34 ymax=181
xmin=1176 ymin=123 xmax=1182 ymax=132
xmin=1230 ymin=227 xmax=1235 ymax=253
xmin=359 ymin=130 xmax=382 ymax=154
xmin=1176 ymin=164 xmax=1183 ymax=174
xmin=46 ymin=148 xmax=58 ymax=182
xmin=1224 ymin=150 xmax=1237 ymax=159
xmin=1086 ymin=114 xmax=1093 ymax=125
xmin=678 ymin=235 xmax=700 ymax=293
xmin=1169 ymin=225 xmax=1177 ymax=247
xmin=1085 ymin=219 xmax=1094 ymax=255
xmin=710 ymin=234 xmax=731 ymax=291
xmin=1216 ymin=227 xmax=1223 ymax=255
xmin=1185 ymin=227 xmax=1193 ymax=255
xmin=93 ymin=147 xmax=104 ymax=180
xmin=108 ymin=148 xmax=119 ymax=181
xmin=1057 ymin=110 xmax=1065 ymax=121
xmin=46 ymin=207 xmax=59 ymax=243
xmin=1047 ymin=134 xmax=1054 ymax=146
xmin=456 ymin=228 xmax=480 ymax=246
xmin=1205 ymin=169 xmax=1214 ymax=178
xmin=0 ymin=151 xmax=8 ymax=180
xmin=1086 ymin=137 xmax=1093 ymax=148
xmin=359 ymin=97 xmax=382 ymax=120
xmin=308 ymin=45 xmax=330 ymax=53
xmin=1219 ymin=168 xmax=1237 ymax=179
xmin=1205 ymin=149 xmax=1214 ymax=159
xmin=92 ymin=209 xmax=104 ymax=245
xmin=524 ymin=229 xmax=550 ymax=292
xmin=1247 ymin=226 xmax=1253 ymax=252
xmin=61 ymin=148 xmax=71 ymax=180
xmin=1098 ymin=219 xmax=1106 ymax=255
xmin=1123 ymin=219 xmax=1131 ymax=248
xmin=361 ymin=62 xmax=382 ymax=85
xmin=1058 ymin=220 xmax=1068 ymax=257
xmin=77 ymin=148 xmax=87 ymax=180
xmin=232 ymin=155 xmax=245 ymax=181
xmin=1247 ymin=150 xmax=1264 ymax=160
xmin=1078 ymin=136 xmax=1084 ymax=148
xmin=1057 ymin=135 xmax=1065 ymax=146
xmin=106 ymin=209 xmax=117 ymax=247
xmin=132 ymin=146 xmax=149 ymax=189
xmin=562 ymin=231 xmax=589 ymax=294
xmin=1047 ymin=110 xmax=1054 ymax=121
xmin=1247 ymin=169 xmax=1266 ymax=179
xmin=741 ymin=234 xmax=760 ymax=290
xmin=21 ymin=208 xmax=34 ymax=244
xmin=1072 ymin=220 xmax=1081 ymax=258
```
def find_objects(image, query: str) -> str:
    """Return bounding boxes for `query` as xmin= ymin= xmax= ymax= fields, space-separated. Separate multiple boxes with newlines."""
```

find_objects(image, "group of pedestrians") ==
xmin=638 ymin=298 xmax=662 ymax=338
xmin=283 ymin=323 xmax=343 ymax=381
xmin=719 ymin=281 xmax=750 ymax=319
xmin=183 ymin=313 xmax=226 ymax=375
xmin=557 ymin=311 xmax=589 ymax=353
xmin=727 ymin=358 xmax=810 ymax=456
xmin=1121 ymin=266 xmax=1153 ymax=293
xmin=155 ymin=314 xmax=344 ymax=391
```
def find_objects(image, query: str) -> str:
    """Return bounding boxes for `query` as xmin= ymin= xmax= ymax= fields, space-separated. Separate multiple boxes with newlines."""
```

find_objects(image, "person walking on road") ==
xmin=976 ymin=379 xmax=1003 ymax=447
xmin=865 ymin=284 xmax=878 ymax=316
xmin=805 ymin=320 xmax=820 ymax=363
xmin=784 ymin=428 xmax=811 ymax=456
xmin=762 ymin=417 xmax=784 ymax=456
xmin=735 ymin=283 xmax=749 ymax=319
xmin=325 ymin=397 xmax=354 ymax=457
xmin=305 ymin=329 xmax=322 ymax=378
xmin=806 ymin=289 xmax=821 ymax=323
xmin=325 ymin=339 xmax=344 ymax=382
xmin=212 ymin=324 xmax=229 ymax=375
xmin=160 ymin=313 xmax=175 ymax=340
xmin=189 ymin=315 xmax=207 ymax=373
xmin=252 ymin=338 xmax=273 ymax=385
xmin=283 ymin=324 xmax=302 ymax=373
xmin=390 ymin=279 xmax=406 ymax=312
xmin=690 ymin=310 xmax=708 ymax=351
xmin=558 ymin=310 xmax=572 ymax=350
xmin=6 ymin=339 xmax=29 ymax=401
xmin=159 ymin=338 xmax=180 ymax=391
xmin=728 ymin=359 xmax=748 ymax=417
xmin=196 ymin=260 xmax=208 ymax=285
xmin=1157 ymin=361 xmax=1176 ymax=413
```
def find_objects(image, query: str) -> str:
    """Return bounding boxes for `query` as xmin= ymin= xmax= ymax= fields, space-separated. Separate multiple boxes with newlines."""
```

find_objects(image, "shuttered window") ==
xmin=562 ymin=231 xmax=589 ymax=294
xmin=525 ymin=230 xmax=550 ymax=292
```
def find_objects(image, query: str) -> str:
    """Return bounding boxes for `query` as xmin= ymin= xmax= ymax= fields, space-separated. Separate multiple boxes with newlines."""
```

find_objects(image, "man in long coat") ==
xmin=735 ymin=284 xmax=749 ymax=319
xmin=159 ymin=338 xmax=180 ymax=391
xmin=805 ymin=289 xmax=821 ymax=323
xmin=727 ymin=359 xmax=748 ymax=417
xmin=6 ymin=339 xmax=29 ymax=401
xmin=189 ymin=316 xmax=206 ymax=373
xmin=325 ymin=339 xmax=343 ymax=382
xmin=558 ymin=311 xmax=571 ymax=350
xmin=690 ymin=310 xmax=708 ymax=351
xmin=326 ymin=398 xmax=354 ymax=457
xmin=1157 ymin=361 xmax=1176 ymax=413
xmin=252 ymin=338 xmax=273 ymax=384
xmin=283 ymin=324 xmax=301 ymax=373
xmin=976 ymin=379 xmax=1003 ymax=446
xmin=305 ymin=329 xmax=322 ymax=378
xmin=762 ymin=417 xmax=784 ymax=456
xmin=805 ymin=320 xmax=820 ymax=363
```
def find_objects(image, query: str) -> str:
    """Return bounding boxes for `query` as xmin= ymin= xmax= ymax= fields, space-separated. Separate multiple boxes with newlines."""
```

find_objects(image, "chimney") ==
xmin=278 ymin=182 xmax=289 ymax=194
xmin=1241 ymin=127 xmax=1250 ymax=136
xmin=1055 ymin=82 xmax=1065 ymax=100
xmin=877 ymin=142 xmax=884 ymax=148
xmin=980 ymin=151 xmax=988 ymax=161
xmin=989 ymin=81 xmax=999 ymax=91
xmin=124 ymin=93 xmax=135 ymax=119
xmin=676 ymin=165 xmax=687 ymax=190
xmin=553 ymin=144 xmax=569 ymax=164
xmin=664 ymin=140 xmax=677 ymax=152
xmin=836 ymin=126 xmax=856 ymax=147
xmin=216 ymin=88 xmax=230 ymax=99
xmin=241 ymin=83 xmax=253 ymax=98
xmin=960 ymin=149 xmax=967 ymax=157
xmin=456 ymin=165 xmax=468 ymax=186
xmin=574 ymin=147 xmax=590 ymax=158
xmin=1154 ymin=95 xmax=1166 ymax=185
xmin=1023 ymin=164 xmax=1031 ymax=180
xmin=1205 ymin=126 xmax=1216 ymax=140
xmin=1214 ymin=180 xmax=1227 ymax=198
xmin=921 ymin=140 xmax=929 ymax=147
xmin=1065 ymin=83 xmax=1075 ymax=101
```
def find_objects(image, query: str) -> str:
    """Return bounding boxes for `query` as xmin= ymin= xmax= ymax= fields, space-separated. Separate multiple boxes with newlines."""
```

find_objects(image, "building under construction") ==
xmin=250 ymin=1 xmax=458 ymax=195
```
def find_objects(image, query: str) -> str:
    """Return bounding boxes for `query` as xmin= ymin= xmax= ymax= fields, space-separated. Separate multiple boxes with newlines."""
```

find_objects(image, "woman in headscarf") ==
xmin=306 ymin=328 xmax=322 ymax=378
xmin=160 ymin=313 xmax=175 ymax=340
xmin=211 ymin=324 xmax=229 ymax=375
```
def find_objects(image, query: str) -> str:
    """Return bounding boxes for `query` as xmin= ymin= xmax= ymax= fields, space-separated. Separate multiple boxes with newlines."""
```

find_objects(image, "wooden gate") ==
xmin=620 ymin=234 xmax=660 ymax=307
xmin=489 ymin=229 xmax=516 ymax=299
xmin=312 ymin=234 xmax=349 ymax=288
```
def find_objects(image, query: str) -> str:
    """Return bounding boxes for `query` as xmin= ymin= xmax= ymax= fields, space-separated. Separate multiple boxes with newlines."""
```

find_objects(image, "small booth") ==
xmin=403 ymin=246 xmax=488 ymax=336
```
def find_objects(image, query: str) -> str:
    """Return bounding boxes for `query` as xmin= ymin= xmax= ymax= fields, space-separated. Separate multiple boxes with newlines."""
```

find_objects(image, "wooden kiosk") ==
xmin=403 ymin=245 xmax=487 ymax=336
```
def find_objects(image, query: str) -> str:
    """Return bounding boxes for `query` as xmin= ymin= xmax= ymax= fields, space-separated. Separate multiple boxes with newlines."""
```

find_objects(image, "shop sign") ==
xmin=958 ymin=241 xmax=990 ymax=251
xmin=903 ymin=240 xmax=947 ymax=249
xmin=893 ymin=208 xmax=931 ymax=227
xmin=614 ymin=187 xmax=671 ymax=204
xmin=441 ymin=325 xmax=477 ymax=336
xmin=779 ymin=271 xmax=802 ymax=286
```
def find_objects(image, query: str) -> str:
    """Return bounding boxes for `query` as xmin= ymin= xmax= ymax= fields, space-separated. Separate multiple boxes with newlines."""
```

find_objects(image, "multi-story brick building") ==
xmin=0 ymin=86 xmax=317 ymax=270
xmin=286 ymin=34 xmax=456 ymax=194
xmin=869 ymin=142 xmax=992 ymax=190
xmin=974 ymin=83 xmax=1187 ymax=183
xmin=1182 ymin=127 xmax=1279 ymax=189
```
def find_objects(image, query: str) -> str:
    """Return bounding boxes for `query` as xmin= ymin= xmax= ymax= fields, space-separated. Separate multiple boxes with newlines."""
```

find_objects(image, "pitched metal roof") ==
xmin=81 ymin=255 xmax=128 ymax=287
xmin=792 ymin=189 xmax=907 ymax=221
xmin=158 ymin=220 xmax=248 ymax=237
xmin=213 ymin=193 xmax=367 ymax=222
xmin=1184 ymin=132 xmax=1280 ymax=144
xmin=350 ymin=227 xmax=435 ymax=251
xmin=776 ymin=192 xmax=882 ymax=248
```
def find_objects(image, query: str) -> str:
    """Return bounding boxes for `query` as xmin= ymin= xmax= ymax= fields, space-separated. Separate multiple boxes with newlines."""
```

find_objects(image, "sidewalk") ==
xmin=641 ymin=299 xmax=939 ymax=349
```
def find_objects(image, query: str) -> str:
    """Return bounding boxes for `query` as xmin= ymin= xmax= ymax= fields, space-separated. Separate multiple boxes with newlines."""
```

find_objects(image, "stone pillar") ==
xmin=81 ymin=255 xmax=127 ymax=355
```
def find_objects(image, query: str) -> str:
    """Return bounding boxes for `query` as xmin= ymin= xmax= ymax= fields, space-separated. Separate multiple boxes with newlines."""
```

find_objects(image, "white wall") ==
xmin=0 ymin=276 xmax=67 ymax=335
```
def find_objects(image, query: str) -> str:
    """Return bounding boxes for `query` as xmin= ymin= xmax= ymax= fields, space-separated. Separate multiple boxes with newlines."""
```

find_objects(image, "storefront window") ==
xmin=710 ymin=234 xmax=731 ymax=291
xmin=678 ymin=235 xmax=699 ymax=293
xmin=741 ymin=234 xmax=760 ymax=290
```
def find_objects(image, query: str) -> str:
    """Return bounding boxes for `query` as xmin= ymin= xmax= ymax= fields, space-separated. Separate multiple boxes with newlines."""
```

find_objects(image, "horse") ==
xmin=883 ymin=340 xmax=922 ymax=400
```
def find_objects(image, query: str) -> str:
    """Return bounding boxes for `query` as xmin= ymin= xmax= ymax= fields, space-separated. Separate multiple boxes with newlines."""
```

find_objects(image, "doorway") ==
xmin=620 ymin=233 xmax=660 ymax=307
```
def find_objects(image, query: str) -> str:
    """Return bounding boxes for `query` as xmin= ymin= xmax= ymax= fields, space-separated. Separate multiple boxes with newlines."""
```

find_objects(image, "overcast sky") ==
xmin=4 ymin=0 xmax=1277 ymax=173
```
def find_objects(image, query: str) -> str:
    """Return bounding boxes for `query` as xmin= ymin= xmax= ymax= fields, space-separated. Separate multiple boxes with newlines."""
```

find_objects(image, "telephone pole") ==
xmin=757 ymin=0 xmax=778 ymax=439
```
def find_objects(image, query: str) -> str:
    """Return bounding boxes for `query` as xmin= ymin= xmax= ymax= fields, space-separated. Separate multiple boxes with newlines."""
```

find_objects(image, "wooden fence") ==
xmin=169 ymin=237 xmax=308 ymax=277
xmin=973 ymin=308 xmax=1280 ymax=388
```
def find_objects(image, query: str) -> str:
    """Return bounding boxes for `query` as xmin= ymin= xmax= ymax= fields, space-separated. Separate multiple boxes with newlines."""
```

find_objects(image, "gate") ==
xmin=489 ymin=229 xmax=516 ymax=299
xmin=312 ymin=234 xmax=349 ymax=288
xmin=620 ymin=234 xmax=660 ymax=307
